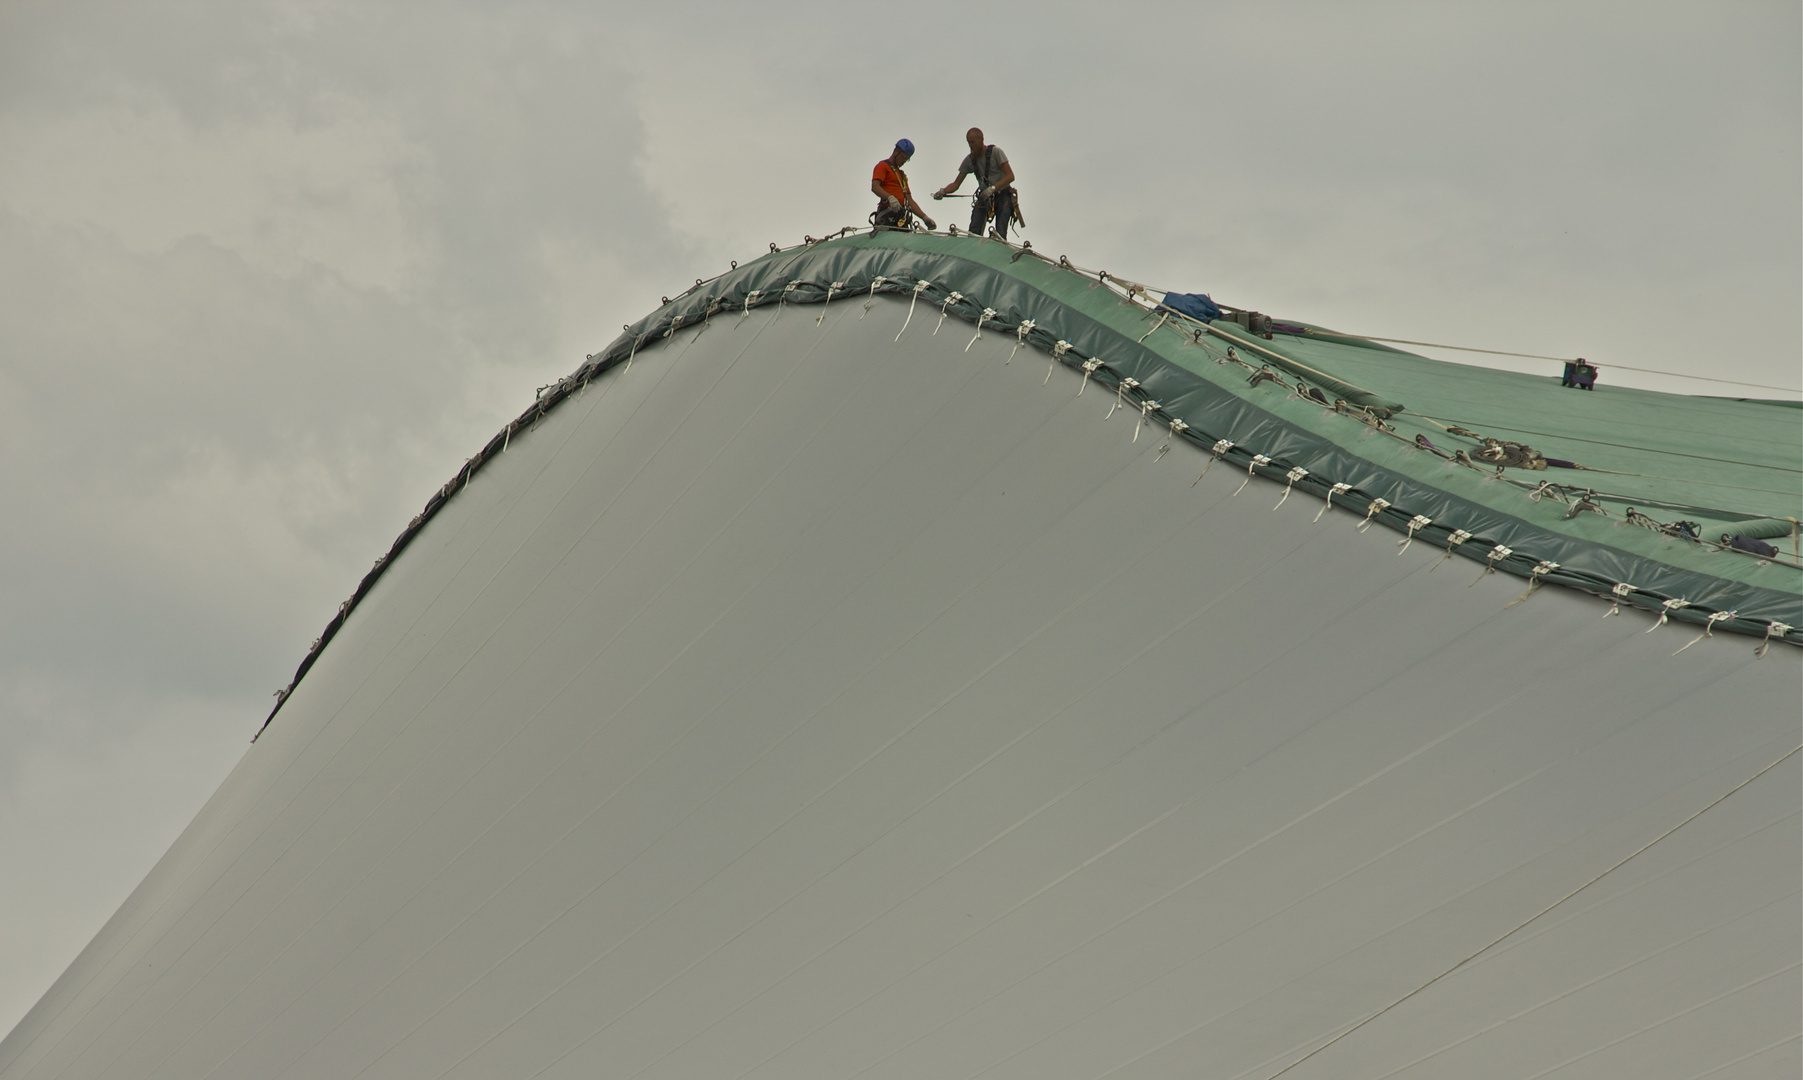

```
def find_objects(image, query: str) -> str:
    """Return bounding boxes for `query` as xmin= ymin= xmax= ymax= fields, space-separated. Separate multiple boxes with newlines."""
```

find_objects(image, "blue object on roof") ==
xmin=1162 ymin=292 xmax=1221 ymax=323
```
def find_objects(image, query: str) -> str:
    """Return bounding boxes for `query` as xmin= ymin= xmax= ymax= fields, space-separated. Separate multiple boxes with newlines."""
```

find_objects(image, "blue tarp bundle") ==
xmin=1161 ymin=292 xmax=1221 ymax=323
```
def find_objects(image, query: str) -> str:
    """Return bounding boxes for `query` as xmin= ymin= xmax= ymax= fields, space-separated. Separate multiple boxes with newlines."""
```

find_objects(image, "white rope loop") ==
xmin=742 ymin=289 xmax=762 ymax=317
xmin=933 ymin=291 xmax=965 ymax=334
xmin=1315 ymin=481 xmax=1353 ymax=523
xmin=967 ymin=307 xmax=998 ymax=351
xmin=860 ymin=276 xmax=886 ymax=318
xmin=1078 ymin=358 xmax=1104 ymax=395
xmin=1647 ymin=597 xmax=1691 ymax=633
xmin=1506 ymin=559 xmax=1560 ymax=608
xmin=1470 ymin=543 xmax=1514 ymax=586
xmin=1046 ymin=340 xmax=1072 ymax=384
xmin=1156 ymin=418 xmax=1189 ymax=463
xmin=1276 ymin=466 xmax=1309 ymax=509
xmin=625 ymin=331 xmax=650 ymax=371
xmin=1133 ymin=398 xmax=1160 ymax=442
xmin=895 ymin=279 xmax=932 ymax=341
xmin=663 ymin=313 xmax=684 ymax=339
xmin=1398 ymin=514 xmax=1432 ymax=554
xmin=779 ymin=279 xmax=801 ymax=310
xmin=1757 ymin=621 xmax=1793 ymax=658
xmin=1009 ymin=319 xmax=1036 ymax=363
xmin=1430 ymin=527 xmax=1474 ymax=570
xmin=1106 ymin=376 xmax=1141 ymax=419
xmin=1356 ymin=497 xmax=1392 ymax=533
xmin=1605 ymin=581 xmax=1637 ymax=617
xmin=1235 ymin=453 xmax=1273 ymax=496
xmin=1196 ymin=439 xmax=1235 ymax=486
xmin=1674 ymin=609 xmax=1737 ymax=655
xmin=815 ymin=281 xmax=844 ymax=325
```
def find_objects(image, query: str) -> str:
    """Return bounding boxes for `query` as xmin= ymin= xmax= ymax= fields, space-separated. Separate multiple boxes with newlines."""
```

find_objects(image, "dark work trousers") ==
xmin=971 ymin=188 xmax=1015 ymax=239
xmin=872 ymin=202 xmax=908 ymax=231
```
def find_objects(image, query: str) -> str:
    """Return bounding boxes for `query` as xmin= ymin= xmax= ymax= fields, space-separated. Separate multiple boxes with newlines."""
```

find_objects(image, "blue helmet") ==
xmin=895 ymin=138 xmax=915 ymax=156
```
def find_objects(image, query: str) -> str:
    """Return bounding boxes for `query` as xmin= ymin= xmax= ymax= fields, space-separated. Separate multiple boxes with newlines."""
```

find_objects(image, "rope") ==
xmin=1259 ymin=742 xmax=1803 ymax=1080
xmin=933 ymin=291 xmax=964 ymax=335
xmin=895 ymin=279 xmax=931 ymax=341
xmin=1008 ymin=320 xmax=1035 ymax=363
xmin=1045 ymin=340 xmax=1072 ymax=385
xmin=1673 ymin=609 xmax=1738 ymax=655
xmin=1106 ymin=377 xmax=1140 ymax=420
xmin=1319 ymin=334 xmax=1801 ymax=395
xmin=1276 ymin=467 xmax=1309 ymax=510
xmin=1196 ymin=439 xmax=1233 ymax=486
xmin=967 ymin=308 xmax=997 ymax=352
xmin=814 ymin=282 xmax=842 ymax=326
xmin=1414 ymin=416 xmax=1803 ymax=476
xmin=1236 ymin=454 xmax=1273 ymax=496
xmin=1315 ymin=482 xmax=1352 ymax=523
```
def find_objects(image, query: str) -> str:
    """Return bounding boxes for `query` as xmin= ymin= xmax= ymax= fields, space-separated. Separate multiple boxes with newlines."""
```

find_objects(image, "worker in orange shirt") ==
xmin=871 ymin=139 xmax=935 ymax=232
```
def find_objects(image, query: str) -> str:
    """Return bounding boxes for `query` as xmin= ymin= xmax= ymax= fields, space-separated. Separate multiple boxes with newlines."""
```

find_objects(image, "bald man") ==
xmin=933 ymin=127 xmax=1017 ymax=239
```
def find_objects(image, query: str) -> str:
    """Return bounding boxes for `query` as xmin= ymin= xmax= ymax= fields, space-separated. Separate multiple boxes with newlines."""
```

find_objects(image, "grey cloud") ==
xmin=0 ymin=0 xmax=1796 ymax=1042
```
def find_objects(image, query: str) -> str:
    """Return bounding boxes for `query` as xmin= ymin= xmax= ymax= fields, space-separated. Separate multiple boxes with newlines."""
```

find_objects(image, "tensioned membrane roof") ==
xmin=253 ymin=231 xmax=1801 ymax=733
xmin=4 ymin=229 xmax=1796 ymax=1080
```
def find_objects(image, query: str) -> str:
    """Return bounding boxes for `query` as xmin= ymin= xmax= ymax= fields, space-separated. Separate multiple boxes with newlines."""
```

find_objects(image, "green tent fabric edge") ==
xmin=255 ymin=232 xmax=1801 ymax=738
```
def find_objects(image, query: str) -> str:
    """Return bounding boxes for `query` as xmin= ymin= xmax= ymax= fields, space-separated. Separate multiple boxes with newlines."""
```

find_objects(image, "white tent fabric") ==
xmin=3 ymin=297 xmax=1797 ymax=1080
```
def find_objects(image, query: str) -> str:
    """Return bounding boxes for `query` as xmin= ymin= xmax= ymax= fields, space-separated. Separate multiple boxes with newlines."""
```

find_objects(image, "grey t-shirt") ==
xmin=958 ymin=145 xmax=1009 ymax=189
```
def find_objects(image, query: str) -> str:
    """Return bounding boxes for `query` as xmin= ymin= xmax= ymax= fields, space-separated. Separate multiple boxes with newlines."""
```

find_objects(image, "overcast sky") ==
xmin=1 ymin=0 xmax=1797 ymax=1038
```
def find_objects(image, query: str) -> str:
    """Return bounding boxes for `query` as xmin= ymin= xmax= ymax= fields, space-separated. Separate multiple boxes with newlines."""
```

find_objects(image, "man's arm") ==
xmin=872 ymin=177 xmax=899 ymax=206
xmin=905 ymin=192 xmax=936 ymax=231
xmin=932 ymin=168 xmax=970 ymax=200
xmin=983 ymin=161 xmax=1016 ymax=196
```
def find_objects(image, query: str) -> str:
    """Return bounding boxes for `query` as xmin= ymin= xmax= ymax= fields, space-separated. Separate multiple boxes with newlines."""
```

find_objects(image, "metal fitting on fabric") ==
xmin=1107 ymin=377 xmax=1141 ymax=419
xmin=1079 ymin=358 xmax=1105 ymax=395
xmin=1675 ymin=609 xmax=1738 ymax=655
xmin=968 ymin=309 xmax=997 ymax=351
xmin=1316 ymin=481 xmax=1354 ymax=523
xmin=1398 ymin=514 xmax=1433 ymax=554
xmin=1009 ymin=319 xmax=1036 ymax=363
xmin=933 ymin=291 xmax=965 ymax=335
xmin=1277 ymin=467 xmax=1310 ymax=510
xmin=1647 ymin=598 xmax=1692 ymax=633
xmin=1236 ymin=454 xmax=1273 ymax=496
xmin=1357 ymin=498 xmax=1392 ymax=533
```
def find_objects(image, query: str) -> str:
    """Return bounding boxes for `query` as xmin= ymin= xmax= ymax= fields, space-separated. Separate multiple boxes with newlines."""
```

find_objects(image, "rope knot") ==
xmin=1398 ymin=514 xmax=1433 ymax=553
xmin=1106 ymin=377 xmax=1141 ymax=419
xmin=1133 ymin=398 xmax=1161 ymax=442
xmin=933 ymin=290 xmax=965 ymax=334
xmin=1196 ymin=439 xmax=1235 ymax=486
xmin=1078 ymin=357 xmax=1105 ymax=395
xmin=859 ymin=276 xmax=888 ymax=318
xmin=815 ymin=281 xmax=844 ymax=325
xmin=1675 ymin=608 xmax=1738 ymax=655
xmin=1357 ymin=497 xmax=1392 ymax=532
xmin=1646 ymin=597 xmax=1692 ymax=633
xmin=1235 ymin=453 xmax=1273 ymax=495
xmin=1313 ymin=481 xmax=1354 ymax=523
xmin=1429 ymin=527 xmax=1473 ymax=570
xmin=1009 ymin=319 xmax=1037 ymax=363
xmin=967 ymin=307 xmax=998 ymax=351
xmin=1275 ymin=466 xmax=1309 ymax=509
